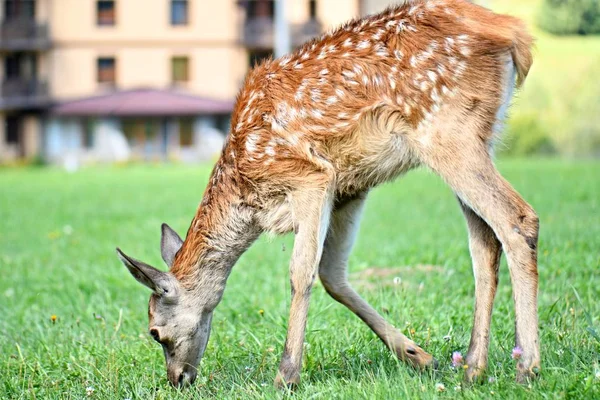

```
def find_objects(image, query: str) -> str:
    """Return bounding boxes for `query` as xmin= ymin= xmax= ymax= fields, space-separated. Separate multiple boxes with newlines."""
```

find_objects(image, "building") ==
xmin=0 ymin=0 xmax=396 ymax=164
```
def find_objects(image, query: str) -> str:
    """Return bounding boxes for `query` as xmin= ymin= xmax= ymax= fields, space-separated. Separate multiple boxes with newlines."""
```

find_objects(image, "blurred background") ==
xmin=0 ymin=0 xmax=598 ymax=167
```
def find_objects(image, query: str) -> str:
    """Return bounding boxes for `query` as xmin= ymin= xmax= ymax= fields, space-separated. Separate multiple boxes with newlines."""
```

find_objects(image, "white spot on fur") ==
xmin=389 ymin=75 xmax=396 ymax=90
xmin=373 ymin=29 xmax=385 ymax=40
xmin=310 ymin=89 xmax=321 ymax=102
xmin=279 ymin=56 xmax=291 ymax=67
xmin=437 ymin=64 xmax=446 ymax=75
xmin=343 ymin=38 xmax=353 ymax=47
xmin=311 ymin=109 xmax=324 ymax=119
xmin=326 ymin=95 xmax=338 ymax=105
xmin=245 ymin=134 xmax=259 ymax=153
xmin=376 ymin=47 xmax=388 ymax=57
xmin=427 ymin=70 xmax=437 ymax=82
xmin=265 ymin=146 xmax=276 ymax=156
xmin=357 ymin=40 xmax=371 ymax=49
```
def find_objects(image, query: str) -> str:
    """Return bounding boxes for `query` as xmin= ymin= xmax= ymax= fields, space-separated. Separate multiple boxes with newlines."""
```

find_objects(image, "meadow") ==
xmin=0 ymin=159 xmax=599 ymax=399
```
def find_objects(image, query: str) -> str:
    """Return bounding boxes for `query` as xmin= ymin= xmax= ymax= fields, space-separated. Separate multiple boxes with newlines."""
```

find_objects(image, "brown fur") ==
xmin=119 ymin=0 xmax=540 ymax=388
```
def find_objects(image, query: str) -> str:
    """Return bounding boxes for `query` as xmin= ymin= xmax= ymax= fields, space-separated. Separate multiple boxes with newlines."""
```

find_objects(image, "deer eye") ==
xmin=149 ymin=328 xmax=161 ymax=343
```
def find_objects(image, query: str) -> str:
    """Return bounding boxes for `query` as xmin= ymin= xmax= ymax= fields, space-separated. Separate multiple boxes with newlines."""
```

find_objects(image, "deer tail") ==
xmin=461 ymin=3 xmax=534 ymax=88
xmin=506 ymin=18 xmax=534 ymax=88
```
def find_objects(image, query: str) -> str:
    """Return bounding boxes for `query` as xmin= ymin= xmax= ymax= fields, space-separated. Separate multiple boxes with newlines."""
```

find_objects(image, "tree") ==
xmin=537 ymin=0 xmax=600 ymax=35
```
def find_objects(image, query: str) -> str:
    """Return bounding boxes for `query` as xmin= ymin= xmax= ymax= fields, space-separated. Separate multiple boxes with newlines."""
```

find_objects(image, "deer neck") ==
xmin=171 ymin=163 xmax=260 ymax=295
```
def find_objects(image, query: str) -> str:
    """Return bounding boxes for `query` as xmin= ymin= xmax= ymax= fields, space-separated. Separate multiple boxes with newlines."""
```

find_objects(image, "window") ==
xmin=309 ymin=0 xmax=317 ymax=19
xmin=248 ymin=49 xmax=272 ymax=68
xmin=97 ymin=1 xmax=115 ymax=26
xmin=247 ymin=0 xmax=274 ymax=18
xmin=97 ymin=57 xmax=116 ymax=84
xmin=171 ymin=56 xmax=189 ymax=82
xmin=4 ymin=0 xmax=36 ymax=18
xmin=170 ymin=0 xmax=188 ymax=26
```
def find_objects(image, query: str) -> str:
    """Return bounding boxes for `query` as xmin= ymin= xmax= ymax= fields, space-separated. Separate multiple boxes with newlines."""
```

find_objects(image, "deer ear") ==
xmin=116 ymin=248 xmax=177 ymax=296
xmin=160 ymin=223 xmax=183 ymax=268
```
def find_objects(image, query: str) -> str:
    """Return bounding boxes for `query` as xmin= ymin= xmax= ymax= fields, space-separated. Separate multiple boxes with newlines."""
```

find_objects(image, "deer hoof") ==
xmin=274 ymin=372 xmax=300 ymax=391
xmin=516 ymin=363 xmax=540 ymax=384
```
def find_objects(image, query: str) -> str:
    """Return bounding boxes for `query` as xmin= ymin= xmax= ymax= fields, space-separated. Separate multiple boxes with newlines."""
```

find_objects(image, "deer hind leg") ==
xmin=419 ymin=140 xmax=540 ymax=383
xmin=274 ymin=177 xmax=334 ymax=389
xmin=318 ymin=193 xmax=437 ymax=370
xmin=458 ymin=199 xmax=502 ymax=382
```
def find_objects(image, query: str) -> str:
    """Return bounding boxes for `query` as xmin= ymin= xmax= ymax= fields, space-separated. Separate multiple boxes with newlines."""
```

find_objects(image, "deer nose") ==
xmin=169 ymin=368 xmax=197 ymax=388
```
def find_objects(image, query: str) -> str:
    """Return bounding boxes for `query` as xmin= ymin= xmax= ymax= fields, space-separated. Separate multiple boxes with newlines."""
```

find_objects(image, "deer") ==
xmin=116 ymin=0 xmax=539 ymax=389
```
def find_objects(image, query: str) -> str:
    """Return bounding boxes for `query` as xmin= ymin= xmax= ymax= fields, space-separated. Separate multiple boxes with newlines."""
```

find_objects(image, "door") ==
xmin=5 ymin=115 xmax=24 ymax=158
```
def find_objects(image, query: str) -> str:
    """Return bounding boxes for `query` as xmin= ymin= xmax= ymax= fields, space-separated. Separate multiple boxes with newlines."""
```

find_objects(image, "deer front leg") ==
xmin=274 ymin=184 xmax=334 ymax=389
xmin=458 ymin=200 xmax=502 ymax=382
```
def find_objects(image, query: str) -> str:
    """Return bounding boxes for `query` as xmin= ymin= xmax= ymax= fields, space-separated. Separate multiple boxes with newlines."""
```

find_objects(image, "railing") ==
xmin=241 ymin=17 xmax=322 ymax=49
xmin=0 ymin=79 xmax=51 ymax=110
xmin=0 ymin=19 xmax=52 ymax=51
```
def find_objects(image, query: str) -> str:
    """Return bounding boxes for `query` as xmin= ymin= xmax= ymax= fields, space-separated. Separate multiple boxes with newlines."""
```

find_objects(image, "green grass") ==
xmin=1 ymin=160 xmax=599 ymax=399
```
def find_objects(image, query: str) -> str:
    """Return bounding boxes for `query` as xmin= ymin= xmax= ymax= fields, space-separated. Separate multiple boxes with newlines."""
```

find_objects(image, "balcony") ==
xmin=0 ymin=19 xmax=52 ymax=51
xmin=241 ymin=17 xmax=322 ymax=50
xmin=0 ymin=79 xmax=51 ymax=110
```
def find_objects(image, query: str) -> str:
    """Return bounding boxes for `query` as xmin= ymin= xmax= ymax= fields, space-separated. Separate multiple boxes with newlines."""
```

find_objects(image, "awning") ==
xmin=53 ymin=88 xmax=234 ymax=117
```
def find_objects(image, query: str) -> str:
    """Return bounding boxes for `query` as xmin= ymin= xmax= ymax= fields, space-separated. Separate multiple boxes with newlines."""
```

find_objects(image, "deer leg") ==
xmin=319 ymin=193 xmax=437 ymax=369
xmin=423 ymin=147 xmax=540 ymax=383
xmin=275 ymin=183 xmax=334 ymax=389
xmin=458 ymin=199 xmax=502 ymax=382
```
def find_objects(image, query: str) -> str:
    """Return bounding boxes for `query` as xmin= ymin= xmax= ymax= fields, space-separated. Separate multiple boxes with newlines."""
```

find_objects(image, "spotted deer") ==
xmin=116 ymin=0 xmax=539 ymax=389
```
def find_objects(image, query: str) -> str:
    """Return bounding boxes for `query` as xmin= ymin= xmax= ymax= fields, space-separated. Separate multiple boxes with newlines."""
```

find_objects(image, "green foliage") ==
xmin=537 ymin=0 xmax=600 ymax=35
xmin=502 ymin=112 xmax=556 ymax=156
xmin=1 ymin=163 xmax=599 ymax=399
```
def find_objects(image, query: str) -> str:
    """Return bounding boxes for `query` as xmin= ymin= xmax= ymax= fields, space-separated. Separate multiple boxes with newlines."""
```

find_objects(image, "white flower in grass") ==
xmin=86 ymin=386 xmax=94 ymax=396
xmin=435 ymin=382 xmax=445 ymax=392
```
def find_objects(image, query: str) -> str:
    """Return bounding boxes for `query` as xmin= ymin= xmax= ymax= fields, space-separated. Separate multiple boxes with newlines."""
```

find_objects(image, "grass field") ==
xmin=1 ymin=160 xmax=599 ymax=399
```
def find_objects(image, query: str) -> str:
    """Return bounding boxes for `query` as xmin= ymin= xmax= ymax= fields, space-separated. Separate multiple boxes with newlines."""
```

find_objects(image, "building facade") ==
xmin=1 ymin=0 xmax=399 ymax=164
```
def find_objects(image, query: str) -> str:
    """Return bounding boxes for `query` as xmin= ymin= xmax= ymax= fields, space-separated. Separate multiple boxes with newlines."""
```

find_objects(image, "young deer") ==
xmin=117 ymin=0 xmax=538 ymax=388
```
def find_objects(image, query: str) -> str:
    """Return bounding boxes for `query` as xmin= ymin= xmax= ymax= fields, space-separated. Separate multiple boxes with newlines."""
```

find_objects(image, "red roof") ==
xmin=53 ymin=88 xmax=234 ymax=116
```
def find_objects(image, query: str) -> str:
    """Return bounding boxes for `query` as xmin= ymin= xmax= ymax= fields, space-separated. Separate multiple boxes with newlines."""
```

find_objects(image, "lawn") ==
xmin=0 ymin=159 xmax=599 ymax=399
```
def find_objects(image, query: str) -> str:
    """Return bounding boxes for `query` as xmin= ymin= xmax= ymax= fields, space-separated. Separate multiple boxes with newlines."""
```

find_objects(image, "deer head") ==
xmin=116 ymin=224 xmax=213 ymax=388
